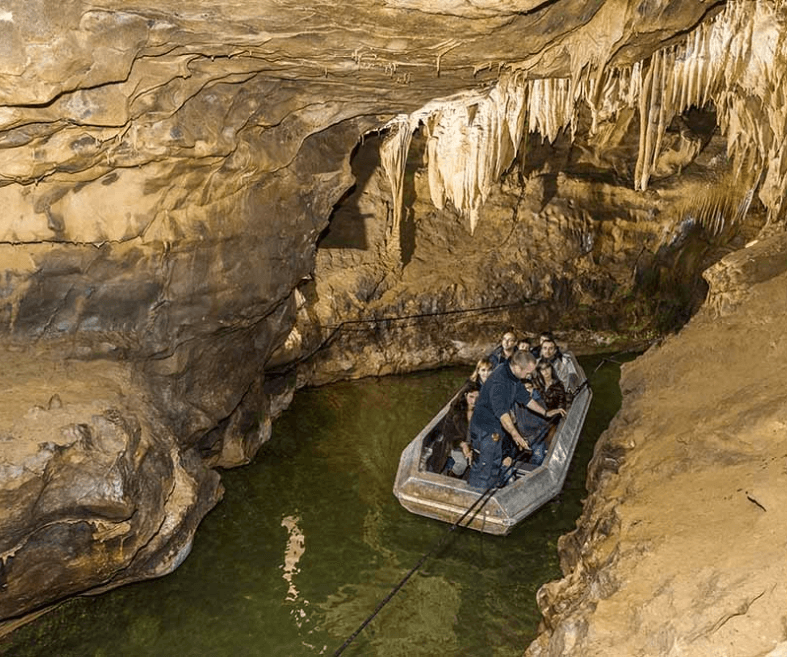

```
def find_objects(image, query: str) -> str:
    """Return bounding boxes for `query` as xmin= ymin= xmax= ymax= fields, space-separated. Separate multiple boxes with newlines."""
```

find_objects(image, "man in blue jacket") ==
xmin=468 ymin=350 xmax=565 ymax=490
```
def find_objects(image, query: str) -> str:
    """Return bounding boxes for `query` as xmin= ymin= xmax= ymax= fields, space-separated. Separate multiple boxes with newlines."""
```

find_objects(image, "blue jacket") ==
xmin=470 ymin=361 xmax=532 ymax=441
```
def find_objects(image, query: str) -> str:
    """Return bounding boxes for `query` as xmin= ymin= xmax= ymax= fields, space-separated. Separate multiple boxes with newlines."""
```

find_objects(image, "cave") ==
xmin=2 ymin=0 xmax=787 ymax=654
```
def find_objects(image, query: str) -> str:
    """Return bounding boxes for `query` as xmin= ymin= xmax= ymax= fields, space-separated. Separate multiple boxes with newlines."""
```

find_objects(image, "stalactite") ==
xmin=379 ymin=116 xmax=413 ymax=265
xmin=529 ymin=78 xmax=576 ymax=143
xmin=395 ymin=73 xmax=530 ymax=233
xmin=635 ymin=51 xmax=656 ymax=191
xmin=382 ymin=0 xmax=787 ymax=233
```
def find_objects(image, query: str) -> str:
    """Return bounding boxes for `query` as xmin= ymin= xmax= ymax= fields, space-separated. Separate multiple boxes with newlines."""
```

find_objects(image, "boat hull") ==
xmin=393 ymin=355 xmax=592 ymax=535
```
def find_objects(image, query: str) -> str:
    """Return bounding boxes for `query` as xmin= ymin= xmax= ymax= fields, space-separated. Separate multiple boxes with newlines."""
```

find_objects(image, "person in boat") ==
xmin=540 ymin=338 xmax=571 ymax=390
xmin=467 ymin=350 xmax=565 ymax=490
xmin=534 ymin=359 xmax=567 ymax=411
xmin=517 ymin=336 xmax=532 ymax=355
xmin=521 ymin=359 xmax=569 ymax=466
xmin=511 ymin=373 xmax=551 ymax=466
xmin=488 ymin=330 xmax=518 ymax=369
xmin=441 ymin=380 xmax=480 ymax=478
xmin=530 ymin=330 xmax=556 ymax=359
xmin=426 ymin=381 xmax=479 ymax=475
xmin=469 ymin=357 xmax=494 ymax=387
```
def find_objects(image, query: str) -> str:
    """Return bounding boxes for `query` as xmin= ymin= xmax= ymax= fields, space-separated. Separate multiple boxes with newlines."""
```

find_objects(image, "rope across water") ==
xmin=332 ymin=462 xmax=516 ymax=656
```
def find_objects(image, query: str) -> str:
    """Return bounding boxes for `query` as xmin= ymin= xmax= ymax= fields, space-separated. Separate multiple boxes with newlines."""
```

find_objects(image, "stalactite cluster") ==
xmin=379 ymin=118 xmax=413 ymax=264
xmin=380 ymin=75 xmax=529 ymax=234
xmin=382 ymin=0 xmax=787 ymax=234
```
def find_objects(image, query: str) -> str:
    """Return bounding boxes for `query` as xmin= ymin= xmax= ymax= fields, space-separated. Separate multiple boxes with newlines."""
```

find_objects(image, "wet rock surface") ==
xmin=526 ymin=231 xmax=787 ymax=656
xmin=0 ymin=346 xmax=221 ymax=631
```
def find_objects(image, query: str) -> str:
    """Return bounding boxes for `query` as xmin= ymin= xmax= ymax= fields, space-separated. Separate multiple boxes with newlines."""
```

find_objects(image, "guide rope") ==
xmin=266 ymin=298 xmax=538 ymax=376
xmin=332 ymin=462 xmax=517 ymax=656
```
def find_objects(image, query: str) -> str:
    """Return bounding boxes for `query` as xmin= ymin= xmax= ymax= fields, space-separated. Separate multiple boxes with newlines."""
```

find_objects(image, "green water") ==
xmin=1 ymin=354 xmax=632 ymax=657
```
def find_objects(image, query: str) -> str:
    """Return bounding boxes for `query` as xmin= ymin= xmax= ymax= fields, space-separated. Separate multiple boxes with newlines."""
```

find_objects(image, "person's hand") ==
xmin=547 ymin=408 xmax=567 ymax=419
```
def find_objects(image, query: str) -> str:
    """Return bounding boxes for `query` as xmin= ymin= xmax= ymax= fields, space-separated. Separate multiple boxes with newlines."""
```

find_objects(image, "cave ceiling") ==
xmin=0 ymin=0 xmax=783 ymax=247
xmin=0 ymin=0 xmax=722 ymax=190
xmin=0 ymin=0 xmax=782 ymax=363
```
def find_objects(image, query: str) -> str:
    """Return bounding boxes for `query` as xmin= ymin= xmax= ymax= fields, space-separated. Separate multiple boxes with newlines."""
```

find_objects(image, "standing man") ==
xmin=468 ymin=350 xmax=565 ymax=490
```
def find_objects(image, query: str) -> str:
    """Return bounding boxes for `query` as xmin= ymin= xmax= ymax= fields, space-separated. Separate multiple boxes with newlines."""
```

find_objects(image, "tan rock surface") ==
xmin=0 ymin=345 xmax=221 ymax=629
xmin=527 ymin=231 xmax=787 ymax=656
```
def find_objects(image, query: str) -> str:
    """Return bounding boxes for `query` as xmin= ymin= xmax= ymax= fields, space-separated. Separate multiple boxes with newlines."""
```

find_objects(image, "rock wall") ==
xmin=294 ymin=119 xmax=763 ymax=386
xmin=525 ymin=231 xmax=787 ymax=656
xmin=0 ymin=346 xmax=221 ymax=632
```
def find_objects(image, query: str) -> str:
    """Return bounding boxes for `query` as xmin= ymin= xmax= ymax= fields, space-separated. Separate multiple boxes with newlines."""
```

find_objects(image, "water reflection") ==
xmin=281 ymin=515 xmax=306 ymax=604
xmin=281 ymin=514 xmax=324 ymax=652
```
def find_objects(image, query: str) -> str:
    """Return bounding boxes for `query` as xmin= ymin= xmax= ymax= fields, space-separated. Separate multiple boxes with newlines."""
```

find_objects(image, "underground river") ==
xmin=1 ymin=353 xmax=634 ymax=657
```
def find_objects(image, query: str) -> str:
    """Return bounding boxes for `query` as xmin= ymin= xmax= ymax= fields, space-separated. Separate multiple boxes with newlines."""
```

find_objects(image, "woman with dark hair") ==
xmin=426 ymin=380 xmax=479 ymax=477
xmin=511 ymin=362 xmax=565 ymax=468
xmin=535 ymin=359 xmax=567 ymax=411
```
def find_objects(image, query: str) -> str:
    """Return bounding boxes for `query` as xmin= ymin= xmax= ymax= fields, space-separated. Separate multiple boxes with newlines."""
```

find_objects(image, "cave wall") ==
xmin=524 ymin=229 xmax=787 ymax=657
xmin=296 ymin=110 xmax=764 ymax=385
xmin=1 ymin=0 xmax=786 ymax=635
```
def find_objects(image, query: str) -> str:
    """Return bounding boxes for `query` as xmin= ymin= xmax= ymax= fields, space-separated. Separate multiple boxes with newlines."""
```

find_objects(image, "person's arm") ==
xmin=526 ymin=398 xmax=566 ymax=419
xmin=460 ymin=441 xmax=473 ymax=464
xmin=500 ymin=412 xmax=530 ymax=451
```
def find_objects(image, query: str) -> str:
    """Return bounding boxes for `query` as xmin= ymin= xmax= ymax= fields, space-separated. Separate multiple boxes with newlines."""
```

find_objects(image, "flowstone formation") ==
xmin=1 ymin=0 xmax=786 ymax=643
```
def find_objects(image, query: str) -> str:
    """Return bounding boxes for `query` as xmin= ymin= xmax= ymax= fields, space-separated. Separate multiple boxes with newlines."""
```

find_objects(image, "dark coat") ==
xmin=539 ymin=380 xmax=566 ymax=411
xmin=427 ymin=400 xmax=471 ymax=473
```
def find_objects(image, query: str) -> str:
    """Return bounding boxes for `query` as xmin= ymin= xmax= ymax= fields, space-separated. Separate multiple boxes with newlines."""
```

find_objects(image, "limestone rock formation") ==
xmin=0 ymin=346 xmax=221 ymax=631
xmin=525 ymin=230 xmax=787 ymax=656
xmin=1 ymin=0 xmax=786 ymax=646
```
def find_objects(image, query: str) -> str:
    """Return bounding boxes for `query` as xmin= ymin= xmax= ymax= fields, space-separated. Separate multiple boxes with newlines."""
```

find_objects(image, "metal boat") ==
xmin=392 ymin=354 xmax=592 ymax=535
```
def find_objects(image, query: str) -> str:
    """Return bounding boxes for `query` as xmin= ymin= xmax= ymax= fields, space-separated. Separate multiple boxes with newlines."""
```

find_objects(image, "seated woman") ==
xmin=535 ymin=359 xmax=567 ymax=411
xmin=426 ymin=381 xmax=479 ymax=477
xmin=469 ymin=357 xmax=494 ymax=387
xmin=507 ymin=360 xmax=566 ymax=468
